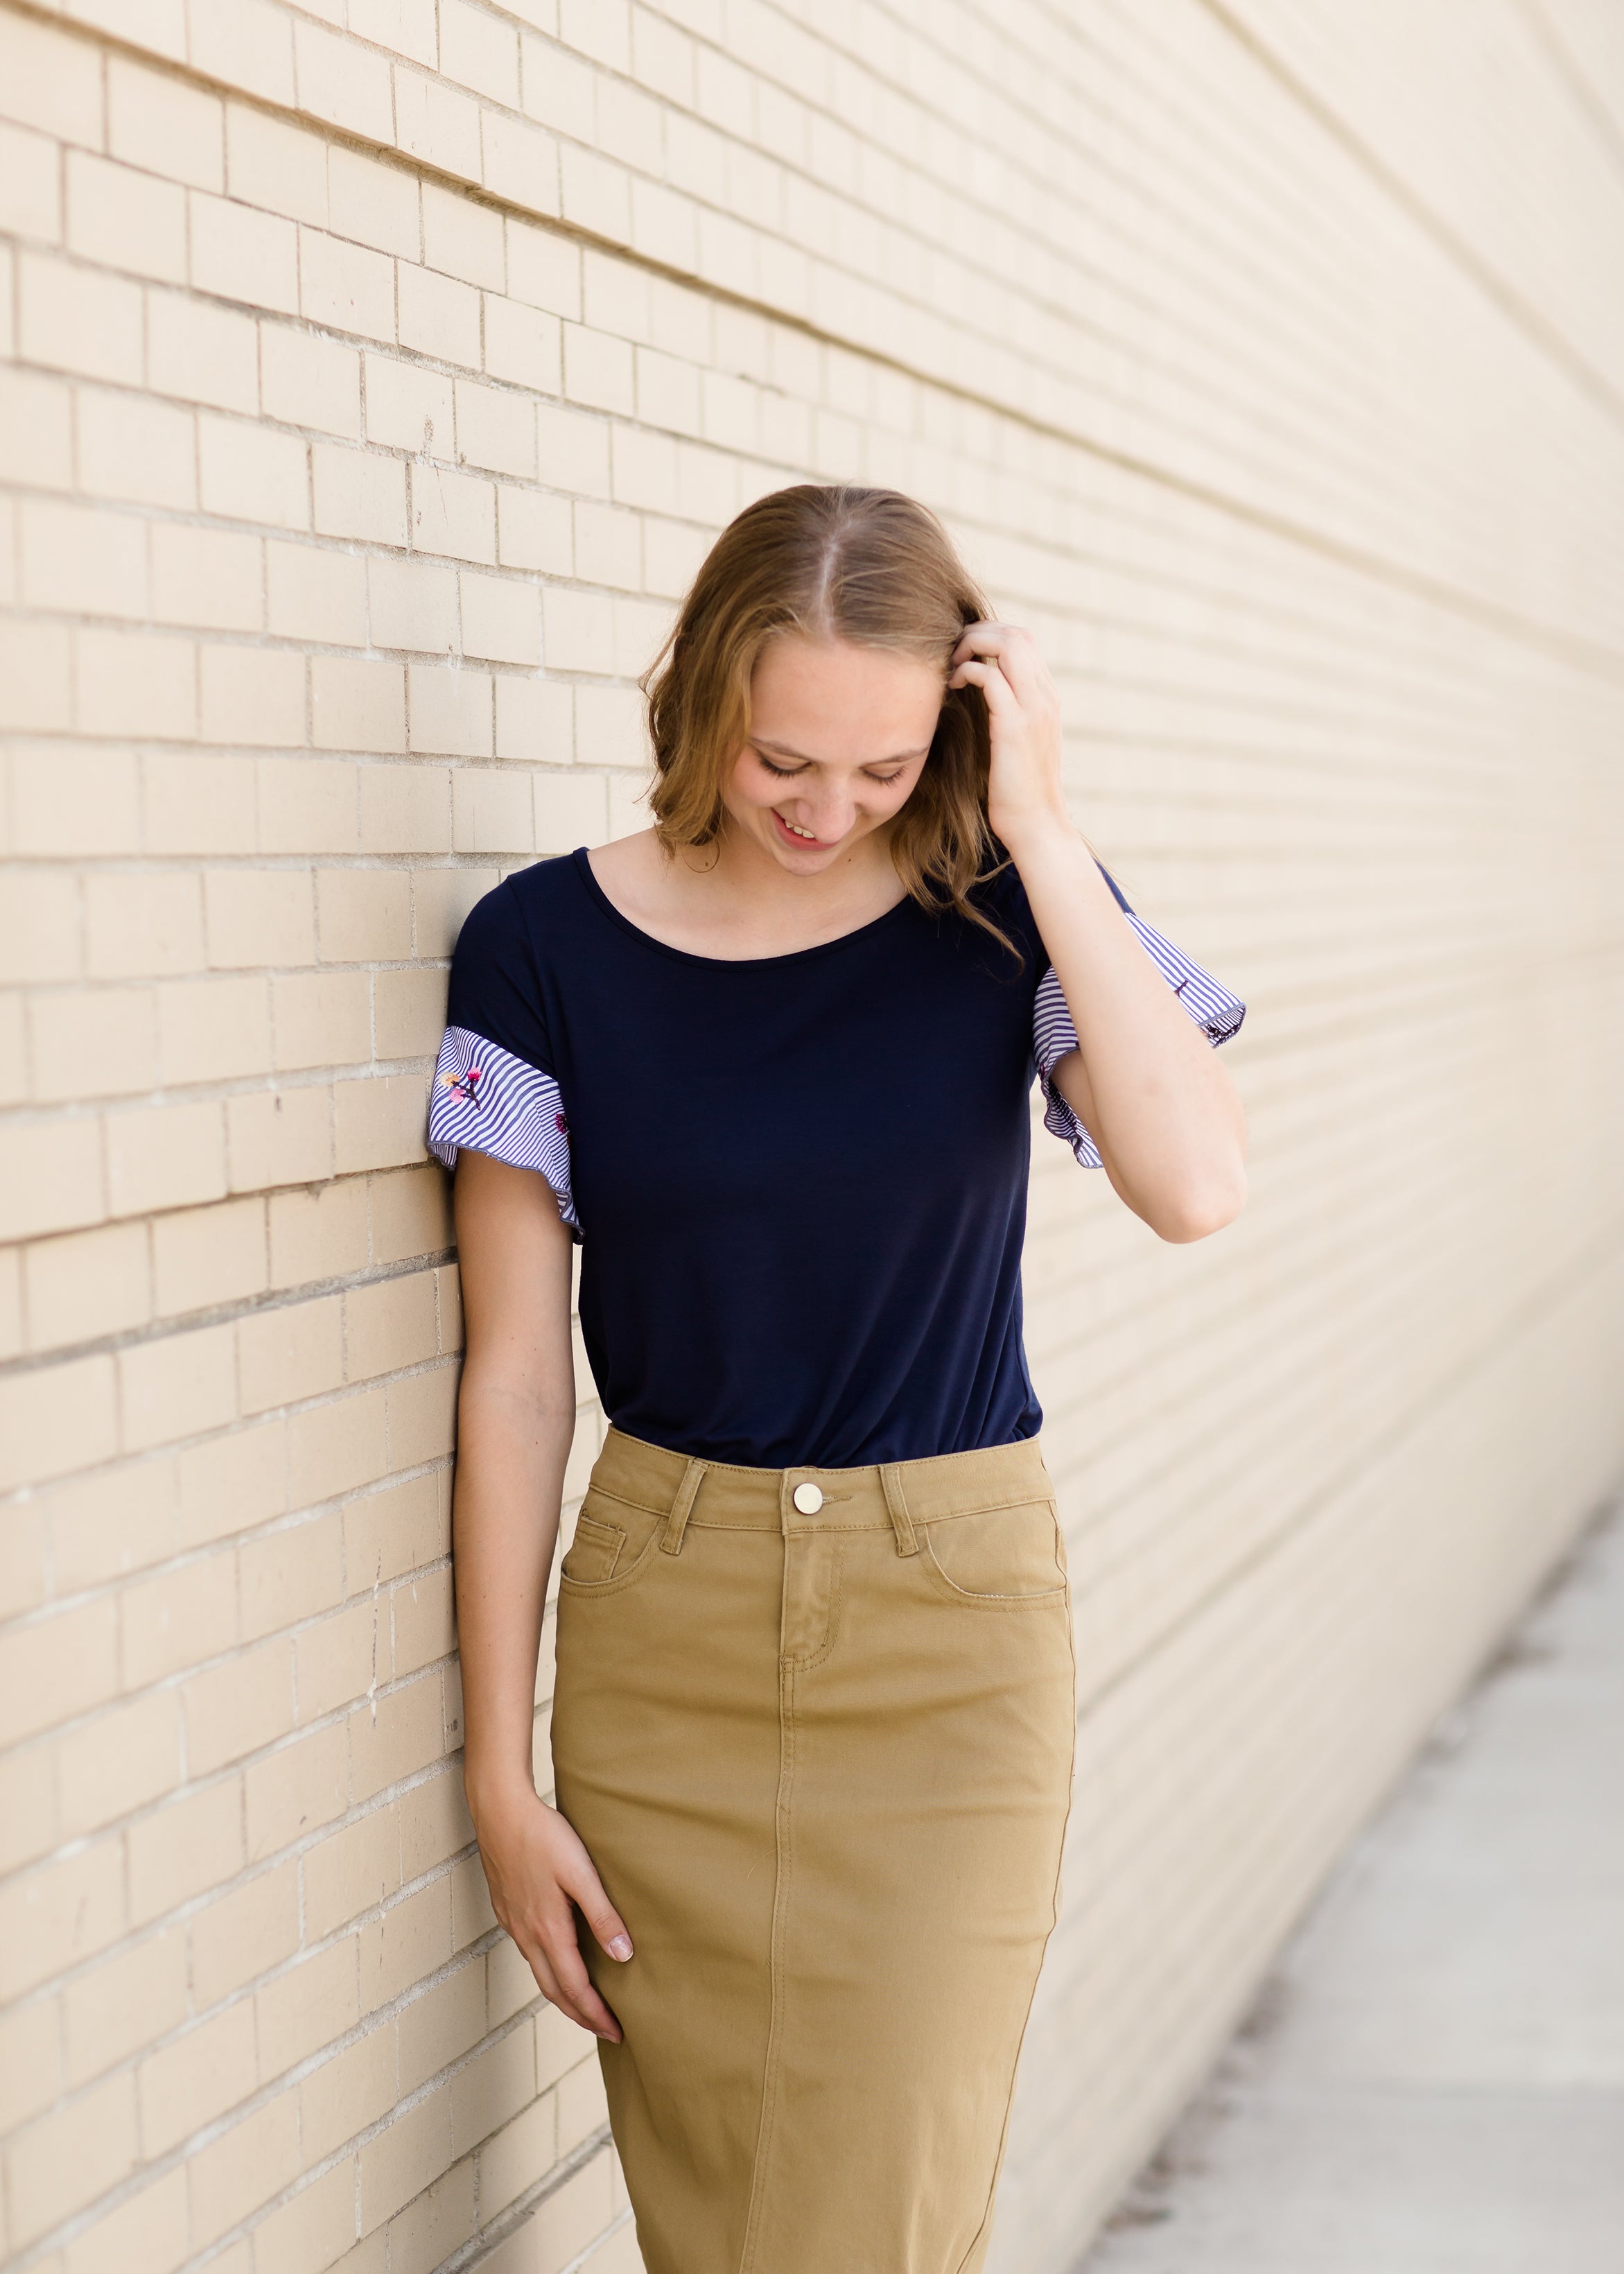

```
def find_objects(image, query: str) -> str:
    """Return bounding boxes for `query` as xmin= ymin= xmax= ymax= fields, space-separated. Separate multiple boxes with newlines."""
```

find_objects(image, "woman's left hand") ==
xmin=949 ymin=622 xmax=1071 ymax=852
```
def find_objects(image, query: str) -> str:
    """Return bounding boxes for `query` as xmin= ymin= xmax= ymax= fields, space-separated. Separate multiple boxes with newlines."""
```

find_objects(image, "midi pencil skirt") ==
xmin=550 ymin=1426 xmax=1077 ymax=2274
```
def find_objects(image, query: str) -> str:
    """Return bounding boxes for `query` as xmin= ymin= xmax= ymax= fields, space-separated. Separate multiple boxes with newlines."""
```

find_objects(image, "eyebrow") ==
xmin=751 ymin=737 xmax=932 ymax=766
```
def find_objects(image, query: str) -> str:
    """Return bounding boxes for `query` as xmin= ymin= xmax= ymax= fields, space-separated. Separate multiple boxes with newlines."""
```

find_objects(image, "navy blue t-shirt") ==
xmin=428 ymin=847 xmax=1244 ymax=1468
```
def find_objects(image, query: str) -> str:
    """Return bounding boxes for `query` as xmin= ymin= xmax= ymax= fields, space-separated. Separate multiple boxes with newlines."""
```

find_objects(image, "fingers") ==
xmin=951 ymin=623 xmax=1054 ymax=711
xmin=516 ymin=1913 xmax=625 ymax=2042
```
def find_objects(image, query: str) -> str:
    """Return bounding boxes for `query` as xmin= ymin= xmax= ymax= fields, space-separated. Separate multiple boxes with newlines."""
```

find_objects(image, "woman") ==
xmin=429 ymin=485 xmax=1246 ymax=2274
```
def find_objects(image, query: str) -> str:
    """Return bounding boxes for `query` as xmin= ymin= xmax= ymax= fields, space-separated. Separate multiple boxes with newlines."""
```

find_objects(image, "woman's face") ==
xmin=721 ymin=635 xmax=943 ymax=871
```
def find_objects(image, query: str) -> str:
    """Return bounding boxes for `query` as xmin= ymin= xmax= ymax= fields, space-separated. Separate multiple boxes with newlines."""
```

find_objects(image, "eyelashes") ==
xmin=756 ymin=752 xmax=907 ymax=787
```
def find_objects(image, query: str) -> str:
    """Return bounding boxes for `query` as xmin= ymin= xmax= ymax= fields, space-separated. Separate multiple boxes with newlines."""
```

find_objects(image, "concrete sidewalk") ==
xmin=1079 ymin=1499 xmax=1624 ymax=2274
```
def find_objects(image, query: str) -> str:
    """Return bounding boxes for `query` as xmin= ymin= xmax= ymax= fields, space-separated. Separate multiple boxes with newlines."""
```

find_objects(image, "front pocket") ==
xmin=920 ymin=1495 xmax=1068 ymax=1608
xmin=560 ymin=1511 xmax=625 ymax=1584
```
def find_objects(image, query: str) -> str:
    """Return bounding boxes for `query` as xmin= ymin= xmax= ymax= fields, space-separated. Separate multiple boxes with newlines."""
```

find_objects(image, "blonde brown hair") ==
xmin=641 ymin=484 xmax=1012 ymax=947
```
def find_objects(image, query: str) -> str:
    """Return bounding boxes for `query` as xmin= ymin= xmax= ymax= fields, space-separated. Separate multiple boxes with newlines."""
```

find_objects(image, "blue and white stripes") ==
xmin=428 ymin=1025 xmax=579 ymax=1235
xmin=1034 ymin=914 xmax=1246 ymax=1169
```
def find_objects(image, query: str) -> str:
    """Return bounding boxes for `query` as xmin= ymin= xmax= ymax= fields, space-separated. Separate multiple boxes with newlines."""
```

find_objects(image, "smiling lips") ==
xmin=771 ymin=808 xmax=834 ymax=850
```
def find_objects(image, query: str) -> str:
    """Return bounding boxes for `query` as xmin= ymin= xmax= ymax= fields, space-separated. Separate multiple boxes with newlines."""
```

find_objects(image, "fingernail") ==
xmin=607 ymin=1934 xmax=633 ymax=1962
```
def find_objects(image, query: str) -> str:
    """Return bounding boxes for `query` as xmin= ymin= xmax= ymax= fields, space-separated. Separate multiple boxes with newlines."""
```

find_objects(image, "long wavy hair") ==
xmin=640 ymin=484 xmax=1012 ymax=948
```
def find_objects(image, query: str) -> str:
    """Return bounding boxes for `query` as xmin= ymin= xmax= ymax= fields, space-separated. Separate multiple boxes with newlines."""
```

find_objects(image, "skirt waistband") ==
xmin=592 ymin=1424 xmax=1053 ymax=1556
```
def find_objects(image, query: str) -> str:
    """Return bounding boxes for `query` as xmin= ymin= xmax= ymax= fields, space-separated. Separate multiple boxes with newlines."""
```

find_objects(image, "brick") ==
xmin=153 ymin=1195 xmax=268 ymax=1314
xmin=0 ymin=10 xmax=103 ymax=141
xmin=507 ymin=220 xmax=580 ymax=318
xmin=24 ymin=1220 xmax=150 ymax=1350
xmin=475 ymin=2094 xmax=554 ymax=2223
xmin=316 ymin=867 xmax=413 ymax=961
xmin=481 ymin=107 xmax=560 ymax=223
xmin=151 ymin=522 xmax=264 ymax=632
xmin=0 ymin=117 xmax=62 ymax=243
xmin=225 ymin=100 xmax=327 ymax=227
xmin=28 ymin=983 xmax=157 ymax=1102
xmin=541 ymin=584 xmax=613 ymax=674
xmin=225 ymin=1084 xmax=333 ymax=1191
xmin=536 ymin=400 xmax=609 ymax=493
xmin=454 ymin=378 xmax=536 ymax=476
xmin=0 ymin=1351 xmax=118 ymax=1492
xmin=44 ymin=1455 xmax=177 ymax=1595
xmin=272 ymin=969 xmax=373 ymax=1072
xmin=497 ymin=483 xmax=572 ymax=573
xmin=199 ymin=412 xmax=309 ymax=528
xmin=295 ymin=17 xmax=395 ymax=141
xmin=202 ymin=867 xmax=314 ymax=969
xmin=369 ymin=555 xmax=460 ymax=654
xmin=347 ymin=1269 xmax=438 ymax=1380
xmin=564 ymin=322 xmax=636 ymax=415
xmin=265 ymin=539 xmax=367 ymax=646
xmin=497 ymin=675 xmax=573 ymax=764
xmin=255 ymin=2158 xmax=360 ymax=2274
xmin=364 ymin=354 xmax=453 ymax=458
xmin=184 ymin=1635 xmax=295 ymax=1773
xmin=411 ymin=863 xmax=496 ymax=958
xmin=462 ymin=571 xmax=541 ymax=663
xmin=0 ymin=367 xmax=70 ymax=488
xmin=186 ymin=2094 xmax=299 ymax=2248
xmin=394 ymin=69 xmax=482 ymax=186
xmin=385 ymin=2153 xmax=476 ymax=2273
xmin=358 ymin=1884 xmax=453 ymax=2031
xmin=300 ymin=2022 xmax=396 ymax=2166
xmin=560 ymin=143 xmax=631 ymax=243
xmin=21 ymin=497 xmax=148 ymax=620
xmin=200 ymin=644 xmax=307 ymax=748
xmin=351 ymin=0 xmax=437 ymax=66
xmin=191 ymin=1861 xmax=299 ymax=2006
xmin=399 ymin=263 xmax=482 ymax=369
xmin=423 ymin=180 xmax=506 ymax=290
xmin=142 ymin=749 xmax=257 ymax=857
xmin=270 ymin=1173 xmax=369 ymax=1285
xmin=303 ymin=1798 xmax=400 ymax=1944
xmin=191 ymin=189 xmax=300 ymax=317
xmin=358 ymin=759 xmax=451 ymax=853
xmin=313 ymin=442 xmax=408 ymax=545
xmin=367 ymin=1168 xmax=453 ymax=1269
xmin=286 ymin=1381 xmax=389 ymax=1506
xmin=383 ymin=1354 xmax=457 ymax=1467
xmin=301 ymin=225 xmax=397 ymax=343
xmin=109 ymin=55 xmax=223 ymax=190
xmin=238 ymin=1292 xmax=344 ymax=1414
xmin=329 ymin=146 xmax=421 ymax=259
xmin=66 ymin=149 xmax=187 ymax=284
xmin=484 ymin=292 xmax=562 ymax=393
xmin=412 ymin=665 xmax=495 ymax=757
xmin=335 ymin=1073 xmax=434 ymax=1174
xmin=62 ymin=2167 xmax=189 ymax=2274
xmin=0 ymin=1995 xmax=62 ymax=2135
xmin=391 ymin=1563 xmax=455 ymax=1675
xmin=176 ymin=1413 xmax=284 ymax=1548
xmin=148 ymin=286 xmax=261 ymax=413
xmin=313 ymin=655 xmax=408 ymax=752
xmin=0 ymin=1595 xmax=119 ymax=1747
xmin=1 ymin=867 xmax=80 ymax=985
xmin=77 ymin=625 xmax=198 ymax=741
xmin=258 ymin=1936 xmax=360 ymax=2078
xmin=0 ymin=1837 xmax=125 ymax=2002
xmin=157 ymin=972 xmax=274 ymax=1084
xmin=0 ymin=1114 xmax=104 ymax=1243
xmin=261 ymin=753 xmax=364 ymax=852
xmin=410 ymin=460 xmax=496 ymax=562
xmin=0 ymin=619 xmax=71 ymax=731
xmin=245 ymin=1719 xmax=349 ymax=1859
xmin=262 ymin=324 xmax=361 ymax=437
xmin=375 ymin=964 xmax=446 ymax=1057
xmin=191 ymin=0 xmax=297 ymax=106
xmin=128 ymin=1776 xmax=244 ymax=1925
xmin=7 ymin=2070 xmax=139 ymax=2250
xmin=573 ymin=498 xmax=640 ymax=588
xmin=59 ymin=1689 xmax=182 ymax=1838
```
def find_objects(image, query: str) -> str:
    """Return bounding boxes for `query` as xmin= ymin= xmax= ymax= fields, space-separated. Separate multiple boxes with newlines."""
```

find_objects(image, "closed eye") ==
xmin=754 ymin=749 xmax=909 ymax=786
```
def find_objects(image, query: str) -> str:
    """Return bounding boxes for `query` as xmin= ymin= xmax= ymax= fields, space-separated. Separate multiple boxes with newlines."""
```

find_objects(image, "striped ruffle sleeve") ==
xmin=1035 ymin=909 xmax=1246 ymax=1170
xmin=428 ymin=1026 xmax=579 ymax=1233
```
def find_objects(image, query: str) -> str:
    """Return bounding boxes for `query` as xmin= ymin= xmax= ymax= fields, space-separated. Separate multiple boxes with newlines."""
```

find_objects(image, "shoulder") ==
xmin=446 ymin=854 xmax=584 ymax=1064
xmin=453 ymin=853 xmax=582 ymax=967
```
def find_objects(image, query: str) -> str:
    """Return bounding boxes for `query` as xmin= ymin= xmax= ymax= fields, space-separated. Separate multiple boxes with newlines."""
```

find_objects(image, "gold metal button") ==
xmin=792 ymin=1482 xmax=823 ymax=1515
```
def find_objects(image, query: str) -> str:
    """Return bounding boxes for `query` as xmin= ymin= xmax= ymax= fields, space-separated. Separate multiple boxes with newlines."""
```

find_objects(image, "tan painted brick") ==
xmin=269 ymin=1173 xmax=369 ymax=1286
xmin=476 ymin=2092 xmax=556 ymax=2223
xmin=225 ymin=1082 xmax=333 ymax=1191
xmin=449 ymin=1848 xmax=496 ymax=1954
xmin=541 ymin=584 xmax=614 ymax=674
xmin=119 ymin=1325 xmax=235 ymax=1473
xmin=0 ymin=369 xmax=69 ymax=492
xmin=453 ymin=377 xmax=534 ymax=476
xmin=190 ymin=1860 xmax=299 ymax=2008
xmin=60 ymin=2164 xmax=189 ymax=2274
xmin=385 ymin=2153 xmax=477 ymax=2274
xmin=483 ymin=293 xmax=563 ymax=396
xmin=262 ymin=322 xmax=362 ymax=437
xmin=374 ymin=964 xmax=446 ymax=1057
xmin=300 ymin=2020 xmax=398 ymax=2166
xmin=24 ymin=1220 xmax=150 ymax=1351
xmin=330 ymin=145 xmax=421 ymax=259
xmin=0 ymin=1837 xmax=124 ymax=2002
xmin=66 ymin=149 xmax=187 ymax=285
xmin=184 ymin=1634 xmax=295 ymax=1774
xmin=0 ymin=8 xmax=103 ymax=140
xmin=266 ymin=539 xmax=368 ymax=645
xmin=295 ymin=17 xmax=396 ymax=141
xmin=191 ymin=0 xmax=296 ymax=103
xmin=359 ymin=1871 xmax=453 ymax=2018
xmin=311 ymin=657 xmax=408 ymax=758
xmin=245 ymin=1718 xmax=349 ymax=1859
xmin=0 ymin=1994 xmax=62 ymax=2137
xmin=496 ymin=675 xmax=573 ymax=767
xmin=62 ymin=1929 xmax=186 ymax=2091
xmin=423 ymin=181 xmax=507 ymax=291
xmin=286 ymin=1380 xmax=390 ymax=1507
xmin=6 ymin=2069 xmax=139 ymax=2250
xmin=139 ymin=1997 xmax=257 ymax=2158
xmin=394 ymin=69 xmax=482 ymax=186
xmin=108 ymin=54 xmax=222 ymax=189
xmin=106 ymin=1101 xmax=227 ymax=1224
xmin=28 ymin=984 xmax=157 ymax=1103
xmin=150 ymin=522 xmax=264 ymax=634
xmin=46 ymin=1455 xmax=177 ymax=1595
xmin=313 ymin=868 xmax=411 ymax=962
xmin=258 ymin=1934 xmax=361 ymax=2079
xmin=350 ymin=0 xmax=438 ymax=66
xmin=122 ymin=1538 xmax=238 ymax=1685
xmin=0 ymin=618 xmax=71 ymax=731
xmin=59 ymin=1687 xmax=182 ymax=1837
xmin=225 ymin=101 xmax=326 ymax=227
xmin=238 ymin=1291 xmax=345 ymax=1414
xmin=199 ymin=411 xmax=309 ymax=528
xmin=350 ymin=1668 xmax=445 ymax=1803
xmin=255 ymin=2158 xmax=360 ymax=2274
xmin=369 ymin=553 xmax=460 ymax=654
xmin=76 ymin=385 xmax=198 ymax=510
xmin=391 ymin=1563 xmax=455 ymax=1676
xmin=301 ymin=225 xmax=398 ymax=342
xmin=22 ymin=496 xmax=149 ymax=620
xmin=270 ymin=968 xmax=372 ymax=1072
xmin=158 ymin=972 xmax=273 ymax=1083
xmin=186 ymin=2092 xmax=299 ymax=2248
xmin=177 ymin=1413 xmax=286 ymax=1548
xmin=191 ymin=189 xmax=299 ymax=314
xmin=0 ymin=1349 xmax=119 ymax=1492
xmin=128 ymin=1775 xmax=244 ymax=1926
xmin=0 ymin=1595 xmax=119 ymax=1748
xmin=462 ymin=571 xmax=542 ymax=663
xmin=152 ymin=1196 xmax=265 ymax=1314
xmin=142 ymin=750 xmax=258 ymax=859
xmin=258 ymin=752 xmax=364 ymax=853
xmin=240 ymin=1512 xmax=342 ymax=1647
xmin=347 ymin=1269 xmax=439 ymax=1380
xmin=364 ymin=354 xmax=453 ymax=457
xmin=496 ymin=489 xmax=571 ymax=580
xmin=344 ymin=1467 xmax=447 ymax=1589
xmin=76 ymin=625 xmax=199 ymax=740
xmin=303 ymin=1797 xmax=399 ymax=1942
xmin=557 ymin=2043 xmax=609 ymax=2153
xmin=358 ymin=759 xmax=451 ymax=854
xmin=412 ymin=664 xmax=496 ymax=757
xmin=202 ymin=867 xmax=314 ymax=970
xmin=1 ymin=868 xmax=78 ymax=988
xmin=147 ymin=285 xmax=261 ymax=413
xmin=399 ymin=260 xmax=482 ymax=367
xmin=313 ymin=441 xmax=409 ymax=545
xmin=358 ymin=2076 xmax=455 ymax=2232
xmin=399 ymin=1761 xmax=471 ymax=1888
xmin=411 ymin=863 xmax=497 ymax=958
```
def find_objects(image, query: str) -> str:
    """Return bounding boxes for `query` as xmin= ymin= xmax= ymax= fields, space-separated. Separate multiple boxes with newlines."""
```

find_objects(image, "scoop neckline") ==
xmin=570 ymin=845 xmax=917 ymax=970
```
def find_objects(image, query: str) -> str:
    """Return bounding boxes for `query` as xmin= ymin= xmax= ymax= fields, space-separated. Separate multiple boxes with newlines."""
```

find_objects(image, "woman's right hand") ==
xmin=472 ymin=1783 xmax=634 ymax=2042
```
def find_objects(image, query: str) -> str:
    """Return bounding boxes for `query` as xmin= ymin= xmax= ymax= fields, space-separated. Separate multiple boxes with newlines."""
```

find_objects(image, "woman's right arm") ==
xmin=452 ymin=1147 xmax=633 ymax=2041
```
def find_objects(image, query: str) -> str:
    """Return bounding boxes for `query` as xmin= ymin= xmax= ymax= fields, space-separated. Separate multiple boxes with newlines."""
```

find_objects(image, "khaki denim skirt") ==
xmin=552 ymin=1426 xmax=1076 ymax=2274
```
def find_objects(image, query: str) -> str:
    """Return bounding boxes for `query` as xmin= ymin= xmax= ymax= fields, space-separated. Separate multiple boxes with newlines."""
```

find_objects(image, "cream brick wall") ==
xmin=1 ymin=1 xmax=1622 ymax=2269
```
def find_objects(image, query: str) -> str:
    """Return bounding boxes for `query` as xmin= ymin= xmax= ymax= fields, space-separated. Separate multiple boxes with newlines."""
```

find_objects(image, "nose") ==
xmin=789 ymin=792 xmax=855 ymax=844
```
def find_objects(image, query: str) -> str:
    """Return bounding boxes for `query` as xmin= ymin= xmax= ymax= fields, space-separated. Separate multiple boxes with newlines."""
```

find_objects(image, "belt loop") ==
xmin=880 ymin=1464 xmax=918 ymax=1557
xmin=661 ymin=1457 xmax=707 ymax=1556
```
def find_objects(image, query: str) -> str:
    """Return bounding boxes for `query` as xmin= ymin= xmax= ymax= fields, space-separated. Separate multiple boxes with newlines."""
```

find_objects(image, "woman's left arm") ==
xmin=950 ymin=622 xmax=1247 ymax=1243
